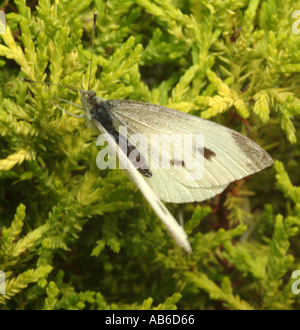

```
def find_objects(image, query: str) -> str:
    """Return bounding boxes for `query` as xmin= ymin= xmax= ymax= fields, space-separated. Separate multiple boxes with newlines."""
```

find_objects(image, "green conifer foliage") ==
xmin=0 ymin=0 xmax=300 ymax=310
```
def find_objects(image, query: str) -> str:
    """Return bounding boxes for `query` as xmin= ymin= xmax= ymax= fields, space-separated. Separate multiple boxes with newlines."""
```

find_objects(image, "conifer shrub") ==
xmin=0 ymin=0 xmax=300 ymax=310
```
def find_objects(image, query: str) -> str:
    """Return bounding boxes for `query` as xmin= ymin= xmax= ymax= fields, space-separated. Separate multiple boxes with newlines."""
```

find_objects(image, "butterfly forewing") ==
xmin=91 ymin=116 xmax=192 ymax=252
xmin=104 ymin=99 xmax=273 ymax=203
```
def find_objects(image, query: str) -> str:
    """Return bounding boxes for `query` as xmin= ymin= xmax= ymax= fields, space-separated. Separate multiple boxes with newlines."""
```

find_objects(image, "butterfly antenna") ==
xmin=88 ymin=12 xmax=97 ymax=91
xmin=49 ymin=98 xmax=85 ymax=118
xmin=23 ymin=79 xmax=79 ymax=92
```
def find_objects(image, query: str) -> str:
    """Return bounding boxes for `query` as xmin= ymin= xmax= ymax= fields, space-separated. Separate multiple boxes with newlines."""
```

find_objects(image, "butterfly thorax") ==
xmin=80 ymin=90 xmax=115 ymax=133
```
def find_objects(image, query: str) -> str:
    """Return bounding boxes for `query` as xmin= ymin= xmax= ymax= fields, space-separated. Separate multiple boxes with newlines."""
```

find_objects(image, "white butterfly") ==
xmin=25 ymin=13 xmax=273 ymax=254
xmin=80 ymin=91 xmax=273 ymax=254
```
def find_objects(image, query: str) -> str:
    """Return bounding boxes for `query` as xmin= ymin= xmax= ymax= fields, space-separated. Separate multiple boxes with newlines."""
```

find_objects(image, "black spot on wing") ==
xmin=138 ymin=168 xmax=152 ymax=178
xmin=170 ymin=159 xmax=185 ymax=167
xmin=204 ymin=148 xmax=216 ymax=161
xmin=197 ymin=147 xmax=216 ymax=161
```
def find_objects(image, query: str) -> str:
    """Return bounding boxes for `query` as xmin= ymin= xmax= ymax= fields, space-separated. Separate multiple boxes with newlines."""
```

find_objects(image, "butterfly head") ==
xmin=79 ymin=87 xmax=97 ymax=108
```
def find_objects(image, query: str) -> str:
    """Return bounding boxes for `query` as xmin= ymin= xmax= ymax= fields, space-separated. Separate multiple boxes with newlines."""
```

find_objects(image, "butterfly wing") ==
xmin=106 ymin=99 xmax=273 ymax=203
xmin=91 ymin=117 xmax=192 ymax=253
